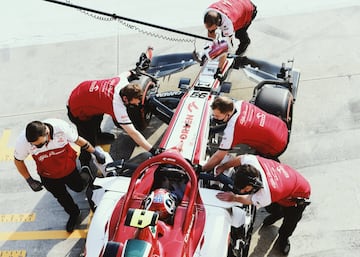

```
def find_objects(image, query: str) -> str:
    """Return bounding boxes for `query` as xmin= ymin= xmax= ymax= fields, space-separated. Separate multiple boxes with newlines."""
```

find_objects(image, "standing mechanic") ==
xmin=202 ymin=96 xmax=289 ymax=172
xmin=14 ymin=119 xmax=105 ymax=232
xmin=67 ymin=71 xmax=160 ymax=171
xmin=204 ymin=0 xmax=257 ymax=55
xmin=215 ymin=154 xmax=311 ymax=255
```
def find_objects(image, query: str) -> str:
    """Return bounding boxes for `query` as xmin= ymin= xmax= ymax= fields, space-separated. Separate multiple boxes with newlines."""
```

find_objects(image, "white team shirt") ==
xmin=14 ymin=118 xmax=79 ymax=161
xmin=240 ymin=155 xmax=272 ymax=208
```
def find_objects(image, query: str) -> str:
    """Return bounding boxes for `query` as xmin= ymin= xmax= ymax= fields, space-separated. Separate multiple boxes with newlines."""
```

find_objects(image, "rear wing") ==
xmin=237 ymin=56 xmax=300 ymax=100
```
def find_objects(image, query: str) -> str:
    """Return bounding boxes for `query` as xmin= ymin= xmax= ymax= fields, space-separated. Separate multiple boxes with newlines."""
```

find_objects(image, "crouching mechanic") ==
xmin=215 ymin=154 xmax=311 ymax=255
xmin=14 ymin=119 xmax=105 ymax=232
xmin=204 ymin=0 xmax=257 ymax=56
xmin=202 ymin=96 xmax=289 ymax=173
xmin=67 ymin=72 xmax=160 ymax=172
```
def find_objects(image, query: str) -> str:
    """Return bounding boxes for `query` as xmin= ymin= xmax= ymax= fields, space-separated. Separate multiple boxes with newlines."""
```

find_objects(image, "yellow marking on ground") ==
xmin=99 ymin=144 xmax=111 ymax=152
xmin=0 ymin=229 xmax=88 ymax=241
xmin=0 ymin=250 xmax=26 ymax=257
xmin=0 ymin=213 xmax=36 ymax=223
xmin=0 ymin=130 xmax=14 ymax=162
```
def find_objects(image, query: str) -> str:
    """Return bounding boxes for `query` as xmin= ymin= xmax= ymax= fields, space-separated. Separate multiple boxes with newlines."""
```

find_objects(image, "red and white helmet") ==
xmin=144 ymin=188 xmax=177 ymax=220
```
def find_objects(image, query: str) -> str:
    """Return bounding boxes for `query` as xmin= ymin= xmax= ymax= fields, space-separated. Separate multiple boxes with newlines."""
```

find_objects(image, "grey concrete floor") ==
xmin=1 ymin=1 xmax=360 ymax=256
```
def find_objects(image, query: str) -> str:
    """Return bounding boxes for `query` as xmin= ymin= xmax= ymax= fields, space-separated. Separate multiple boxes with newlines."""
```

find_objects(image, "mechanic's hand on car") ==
xmin=149 ymin=146 xmax=164 ymax=156
xmin=214 ymin=164 xmax=225 ymax=176
xmin=216 ymin=191 xmax=236 ymax=202
xmin=26 ymin=177 xmax=43 ymax=192
xmin=93 ymin=148 xmax=106 ymax=164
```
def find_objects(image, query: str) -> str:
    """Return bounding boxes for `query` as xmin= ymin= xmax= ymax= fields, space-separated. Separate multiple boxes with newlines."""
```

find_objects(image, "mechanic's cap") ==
xmin=234 ymin=164 xmax=263 ymax=191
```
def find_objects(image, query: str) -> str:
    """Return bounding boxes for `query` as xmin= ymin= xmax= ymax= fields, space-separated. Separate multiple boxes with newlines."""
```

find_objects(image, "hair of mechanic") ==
xmin=211 ymin=96 xmax=234 ymax=113
xmin=204 ymin=11 xmax=222 ymax=26
xmin=25 ymin=121 xmax=46 ymax=142
xmin=234 ymin=164 xmax=263 ymax=191
xmin=119 ymin=83 xmax=143 ymax=101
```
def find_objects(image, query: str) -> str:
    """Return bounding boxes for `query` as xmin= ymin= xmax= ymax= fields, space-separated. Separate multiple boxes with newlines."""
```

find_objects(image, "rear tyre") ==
xmin=253 ymin=85 xmax=294 ymax=130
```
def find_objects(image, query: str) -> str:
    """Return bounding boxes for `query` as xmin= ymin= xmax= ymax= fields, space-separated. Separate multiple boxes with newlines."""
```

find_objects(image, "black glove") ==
xmin=193 ymin=164 xmax=203 ymax=174
xmin=93 ymin=148 xmax=106 ymax=164
xmin=26 ymin=177 xmax=43 ymax=192
xmin=149 ymin=146 xmax=164 ymax=156
xmin=214 ymin=68 xmax=224 ymax=81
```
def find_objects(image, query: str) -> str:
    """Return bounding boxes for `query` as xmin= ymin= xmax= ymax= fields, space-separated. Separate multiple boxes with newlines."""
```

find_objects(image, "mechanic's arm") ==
xmin=121 ymin=124 xmax=152 ymax=151
xmin=74 ymin=136 xmax=106 ymax=164
xmin=202 ymin=149 xmax=228 ymax=172
xmin=14 ymin=158 xmax=31 ymax=180
xmin=74 ymin=136 xmax=96 ymax=153
xmin=214 ymin=155 xmax=242 ymax=175
xmin=216 ymin=191 xmax=253 ymax=205
xmin=217 ymin=54 xmax=227 ymax=71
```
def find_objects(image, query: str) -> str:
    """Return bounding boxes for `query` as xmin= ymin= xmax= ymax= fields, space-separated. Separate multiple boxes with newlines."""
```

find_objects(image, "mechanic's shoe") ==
xmin=232 ymin=57 xmax=243 ymax=69
xmin=80 ymin=166 xmax=93 ymax=185
xmin=66 ymin=210 xmax=81 ymax=233
xmin=277 ymin=237 xmax=291 ymax=255
xmin=235 ymin=40 xmax=251 ymax=56
xmin=262 ymin=214 xmax=282 ymax=226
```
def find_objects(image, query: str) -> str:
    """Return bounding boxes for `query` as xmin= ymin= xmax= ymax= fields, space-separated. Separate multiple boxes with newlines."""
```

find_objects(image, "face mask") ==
xmin=32 ymin=134 xmax=49 ymax=148
xmin=35 ymin=141 xmax=48 ymax=148
xmin=212 ymin=114 xmax=229 ymax=124
xmin=212 ymin=118 xmax=226 ymax=124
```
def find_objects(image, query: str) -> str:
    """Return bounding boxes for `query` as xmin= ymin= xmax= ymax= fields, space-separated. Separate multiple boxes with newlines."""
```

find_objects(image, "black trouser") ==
xmin=234 ymin=3 xmax=257 ymax=44
xmin=40 ymin=169 xmax=83 ymax=216
xmin=265 ymin=202 xmax=308 ymax=240
xmin=67 ymin=106 xmax=103 ymax=167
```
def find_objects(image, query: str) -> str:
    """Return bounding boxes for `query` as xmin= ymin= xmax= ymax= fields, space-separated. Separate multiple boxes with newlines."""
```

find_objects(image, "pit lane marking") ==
xmin=0 ymin=250 xmax=26 ymax=257
xmin=0 ymin=229 xmax=88 ymax=241
xmin=0 ymin=129 xmax=14 ymax=162
xmin=0 ymin=213 xmax=36 ymax=222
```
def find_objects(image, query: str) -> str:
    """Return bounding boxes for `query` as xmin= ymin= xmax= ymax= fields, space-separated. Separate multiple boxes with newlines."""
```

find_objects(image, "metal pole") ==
xmin=43 ymin=0 xmax=212 ymax=41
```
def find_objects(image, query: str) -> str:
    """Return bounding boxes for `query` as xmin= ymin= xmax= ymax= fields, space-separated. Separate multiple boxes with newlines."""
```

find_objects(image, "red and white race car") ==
xmin=84 ymin=41 xmax=300 ymax=257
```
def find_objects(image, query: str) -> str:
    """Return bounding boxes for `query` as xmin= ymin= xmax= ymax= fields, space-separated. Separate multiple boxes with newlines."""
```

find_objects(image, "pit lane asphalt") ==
xmin=1 ymin=1 xmax=360 ymax=257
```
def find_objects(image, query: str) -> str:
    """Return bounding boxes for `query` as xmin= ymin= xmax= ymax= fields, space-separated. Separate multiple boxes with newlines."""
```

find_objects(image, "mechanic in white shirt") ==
xmin=14 ymin=119 xmax=105 ymax=232
xmin=215 ymin=154 xmax=311 ymax=255
xmin=204 ymin=0 xmax=257 ymax=55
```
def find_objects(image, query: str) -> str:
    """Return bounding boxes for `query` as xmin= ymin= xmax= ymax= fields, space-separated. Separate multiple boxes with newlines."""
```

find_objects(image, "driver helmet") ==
xmin=144 ymin=188 xmax=177 ymax=220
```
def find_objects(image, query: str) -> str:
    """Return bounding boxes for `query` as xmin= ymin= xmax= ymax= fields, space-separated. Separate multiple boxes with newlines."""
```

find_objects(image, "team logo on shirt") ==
xmin=256 ymin=112 xmax=266 ymax=127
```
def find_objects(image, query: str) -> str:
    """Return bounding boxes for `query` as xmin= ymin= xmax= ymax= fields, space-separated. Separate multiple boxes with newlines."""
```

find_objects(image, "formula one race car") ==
xmin=83 ymin=41 xmax=300 ymax=257
xmin=85 ymin=149 xmax=256 ymax=257
xmin=124 ymin=41 xmax=300 ymax=162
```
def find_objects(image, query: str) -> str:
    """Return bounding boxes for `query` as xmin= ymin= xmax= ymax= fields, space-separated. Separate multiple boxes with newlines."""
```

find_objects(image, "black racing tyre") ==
xmin=103 ymin=241 xmax=121 ymax=257
xmin=253 ymin=85 xmax=293 ymax=130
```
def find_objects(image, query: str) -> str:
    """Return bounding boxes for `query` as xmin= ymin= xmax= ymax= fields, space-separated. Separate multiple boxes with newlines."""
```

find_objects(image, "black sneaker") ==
xmin=262 ymin=214 xmax=282 ymax=226
xmin=278 ymin=237 xmax=291 ymax=255
xmin=80 ymin=166 xmax=94 ymax=182
xmin=235 ymin=40 xmax=251 ymax=56
xmin=66 ymin=211 xmax=81 ymax=233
